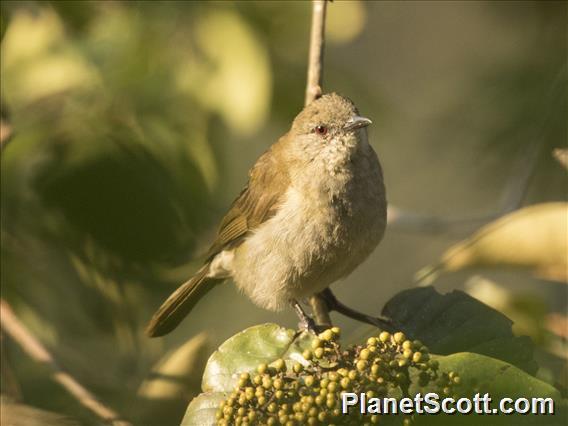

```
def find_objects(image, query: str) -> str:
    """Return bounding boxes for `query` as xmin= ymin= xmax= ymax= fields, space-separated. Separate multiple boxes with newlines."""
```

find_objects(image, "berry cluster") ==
xmin=216 ymin=328 xmax=459 ymax=425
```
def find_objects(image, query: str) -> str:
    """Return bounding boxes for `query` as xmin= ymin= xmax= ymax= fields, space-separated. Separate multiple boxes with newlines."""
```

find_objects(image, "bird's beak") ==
xmin=343 ymin=115 xmax=372 ymax=132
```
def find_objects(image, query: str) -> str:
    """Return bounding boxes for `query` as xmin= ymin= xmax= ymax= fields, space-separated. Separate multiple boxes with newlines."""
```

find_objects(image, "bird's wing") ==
xmin=145 ymin=139 xmax=290 ymax=337
xmin=206 ymin=139 xmax=290 ymax=259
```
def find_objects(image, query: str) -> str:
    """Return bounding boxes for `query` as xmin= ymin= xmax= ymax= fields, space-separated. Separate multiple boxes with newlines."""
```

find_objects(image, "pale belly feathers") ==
xmin=209 ymin=146 xmax=387 ymax=311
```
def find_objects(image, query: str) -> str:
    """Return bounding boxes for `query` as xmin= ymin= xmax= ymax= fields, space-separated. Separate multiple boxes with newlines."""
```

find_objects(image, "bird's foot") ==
xmin=298 ymin=315 xmax=318 ymax=333
xmin=292 ymin=299 xmax=328 ymax=334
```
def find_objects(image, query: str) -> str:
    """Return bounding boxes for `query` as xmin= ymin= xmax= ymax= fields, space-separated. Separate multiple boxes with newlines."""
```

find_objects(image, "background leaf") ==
xmin=0 ymin=397 xmax=80 ymax=426
xmin=381 ymin=286 xmax=537 ymax=374
xmin=417 ymin=203 xmax=568 ymax=284
xmin=139 ymin=332 xmax=208 ymax=400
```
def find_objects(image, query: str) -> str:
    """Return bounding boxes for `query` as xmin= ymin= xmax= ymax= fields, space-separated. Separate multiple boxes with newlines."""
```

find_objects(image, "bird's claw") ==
xmin=298 ymin=315 xmax=317 ymax=333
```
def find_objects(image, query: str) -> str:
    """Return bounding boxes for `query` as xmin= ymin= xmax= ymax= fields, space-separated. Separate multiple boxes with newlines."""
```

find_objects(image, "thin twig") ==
xmin=0 ymin=299 xmax=132 ymax=426
xmin=305 ymin=0 xmax=327 ymax=105
xmin=309 ymin=294 xmax=332 ymax=328
xmin=305 ymin=0 xmax=332 ymax=327
xmin=499 ymin=140 xmax=541 ymax=213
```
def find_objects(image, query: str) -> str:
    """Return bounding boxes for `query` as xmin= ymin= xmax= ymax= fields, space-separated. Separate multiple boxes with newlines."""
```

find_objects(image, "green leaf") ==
xmin=180 ymin=392 xmax=227 ymax=426
xmin=382 ymin=287 xmax=537 ymax=374
xmin=413 ymin=352 xmax=567 ymax=425
xmin=201 ymin=323 xmax=313 ymax=393
xmin=440 ymin=353 xmax=560 ymax=399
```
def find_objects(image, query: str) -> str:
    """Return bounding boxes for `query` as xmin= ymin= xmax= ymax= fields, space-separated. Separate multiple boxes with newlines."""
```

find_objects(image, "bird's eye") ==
xmin=314 ymin=125 xmax=328 ymax=136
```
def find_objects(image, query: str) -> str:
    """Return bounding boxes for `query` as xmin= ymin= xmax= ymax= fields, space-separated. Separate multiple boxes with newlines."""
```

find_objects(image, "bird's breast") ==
xmin=231 ymin=147 xmax=386 ymax=311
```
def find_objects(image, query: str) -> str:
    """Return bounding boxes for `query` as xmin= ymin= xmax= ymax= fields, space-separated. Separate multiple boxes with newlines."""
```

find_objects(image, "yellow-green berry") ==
xmin=320 ymin=329 xmax=334 ymax=341
xmin=262 ymin=377 xmax=272 ymax=389
xmin=304 ymin=375 xmax=315 ymax=387
xmin=393 ymin=332 xmax=406 ymax=344
xmin=273 ymin=359 xmax=285 ymax=371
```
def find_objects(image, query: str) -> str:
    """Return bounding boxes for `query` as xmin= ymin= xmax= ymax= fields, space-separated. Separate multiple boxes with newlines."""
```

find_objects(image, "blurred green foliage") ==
xmin=0 ymin=1 xmax=566 ymax=425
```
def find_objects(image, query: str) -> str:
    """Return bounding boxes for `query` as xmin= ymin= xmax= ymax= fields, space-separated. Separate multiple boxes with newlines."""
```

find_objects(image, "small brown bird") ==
xmin=146 ymin=93 xmax=388 ymax=337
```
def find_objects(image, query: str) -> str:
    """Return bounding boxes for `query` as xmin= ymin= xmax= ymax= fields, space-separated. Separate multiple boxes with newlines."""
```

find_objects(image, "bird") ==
xmin=146 ymin=93 xmax=388 ymax=337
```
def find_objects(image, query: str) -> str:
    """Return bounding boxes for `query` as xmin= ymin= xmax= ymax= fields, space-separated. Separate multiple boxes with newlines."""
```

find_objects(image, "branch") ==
xmin=305 ymin=0 xmax=332 ymax=327
xmin=0 ymin=299 xmax=132 ymax=426
xmin=305 ymin=0 xmax=327 ymax=105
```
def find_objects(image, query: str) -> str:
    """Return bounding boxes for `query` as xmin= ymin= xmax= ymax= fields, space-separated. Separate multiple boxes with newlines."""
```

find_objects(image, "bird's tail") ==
xmin=145 ymin=264 xmax=223 ymax=337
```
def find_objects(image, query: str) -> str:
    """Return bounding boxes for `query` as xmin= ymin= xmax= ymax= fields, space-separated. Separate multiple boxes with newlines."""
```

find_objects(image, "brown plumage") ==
xmin=146 ymin=144 xmax=290 ymax=337
xmin=146 ymin=93 xmax=386 ymax=337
